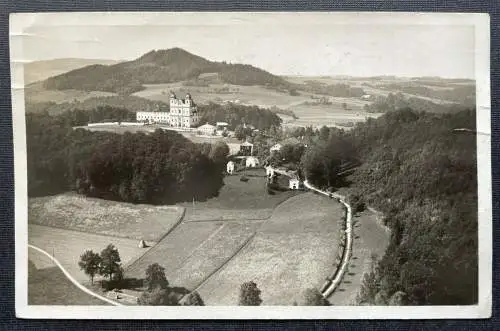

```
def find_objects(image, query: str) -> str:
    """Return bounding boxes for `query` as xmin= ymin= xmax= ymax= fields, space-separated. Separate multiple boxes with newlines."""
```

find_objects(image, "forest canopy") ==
xmin=301 ymin=107 xmax=477 ymax=305
xmin=26 ymin=109 xmax=226 ymax=204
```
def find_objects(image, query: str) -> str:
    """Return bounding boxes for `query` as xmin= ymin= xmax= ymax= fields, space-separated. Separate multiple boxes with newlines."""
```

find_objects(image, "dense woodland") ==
xmin=301 ymin=108 xmax=477 ymax=305
xmin=25 ymin=96 xmax=169 ymax=116
xmin=197 ymin=102 xmax=282 ymax=131
xmin=27 ymin=109 xmax=226 ymax=204
xmin=363 ymin=92 xmax=470 ymax=114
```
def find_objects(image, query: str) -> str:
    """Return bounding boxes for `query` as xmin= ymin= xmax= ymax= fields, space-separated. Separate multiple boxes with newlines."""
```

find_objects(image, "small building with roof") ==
xmin=226 ymin=161 xmax=235 ymax=174
xmin=197 ymin=123 xmax=216 ymax=136
xmin=245 ymin=156 xmax=260 ymax=168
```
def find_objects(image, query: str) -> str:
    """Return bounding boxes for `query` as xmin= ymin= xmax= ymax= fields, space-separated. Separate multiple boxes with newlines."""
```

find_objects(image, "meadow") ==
xmin=28 ymin=249 xmax=109 ymax=305
xmin=29 ymin=193 xmax=184 ymax=242
xmin=197 ymin=193 xmax=344 ymax=305
xmin=28 ymin=224 xmax=150 ymax=282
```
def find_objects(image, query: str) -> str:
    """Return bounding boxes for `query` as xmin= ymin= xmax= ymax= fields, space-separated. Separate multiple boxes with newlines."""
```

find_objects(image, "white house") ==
xmin=289 ymin=178 xmax=300 ymax=190
xmin=226 ymin=161 xmax=235 ymax=175
xmin=265 ymin=166 xmax=274 ymax=178
xmin=245 ymin=156 xmax=260 ymax=168
xmin=197 ymin=123 xmax=216 ymax=136
xmin=270 ymin=143 xmax=282 ymax=153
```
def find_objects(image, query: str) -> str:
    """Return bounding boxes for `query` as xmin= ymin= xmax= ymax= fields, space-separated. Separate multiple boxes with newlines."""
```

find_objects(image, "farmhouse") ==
xmin=270 ymin=143 xmax=282 ymax=153
xmin=198 ymin=123 xmax=216 ymax=136
xmin=136 ymin=92 xmax=200 ymax=128
xmin=239 ymin=141 xmax=254 ymax=155
xmin=289 ymin=178 xmax=300 ymax=190
xmin=246 ymin=156 xmax=260 ymax=168
xmin=226 ymin=161 xmax=235 ymax=174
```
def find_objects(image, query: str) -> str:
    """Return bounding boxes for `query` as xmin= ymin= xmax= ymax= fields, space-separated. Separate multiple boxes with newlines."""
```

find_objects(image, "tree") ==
xmin=183 ymin=291 xmax=205 ymax=306
xmin=319 ymin=125 xmax=330 ymax=141
xmin=99 ymin=244 xmax=121 ymax=280
xmin=238 ymin=281 xmax=262 ymax=306
xmin=138 ymin=286 xmax=179 ymax=306
xmin=78 ymin=250 xmax=102 ymax=285
xmin=303 ymin=288 xmax=330 ymax=306
xmin=145 ymin=263 xmax=169 ymax=290
xmin=234 ymin=125 xmax=246 ymax=141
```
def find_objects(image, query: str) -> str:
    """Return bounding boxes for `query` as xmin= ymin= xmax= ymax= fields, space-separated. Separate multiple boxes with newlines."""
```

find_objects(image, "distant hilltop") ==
xmin=42 ymin=47 xmax=291 ymax=95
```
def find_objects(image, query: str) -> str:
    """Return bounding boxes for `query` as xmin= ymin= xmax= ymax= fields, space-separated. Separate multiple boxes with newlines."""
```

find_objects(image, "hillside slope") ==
xmin=24 ymin=58 xmax=119 ymax=85
xmin=43 ymin=48 xmax=291 ymax=94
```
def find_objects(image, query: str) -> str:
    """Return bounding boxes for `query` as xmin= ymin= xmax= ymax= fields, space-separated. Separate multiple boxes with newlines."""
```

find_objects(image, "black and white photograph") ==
xmin=11 ymin=12 xmax=491 ymax=319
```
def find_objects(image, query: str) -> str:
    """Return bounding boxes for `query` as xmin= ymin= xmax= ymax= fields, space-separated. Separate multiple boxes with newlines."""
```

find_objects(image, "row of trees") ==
xmin=78 ymin=244 xmax=122 ymax=285
xmin=27 ymin=110 xmax=227 ymax=204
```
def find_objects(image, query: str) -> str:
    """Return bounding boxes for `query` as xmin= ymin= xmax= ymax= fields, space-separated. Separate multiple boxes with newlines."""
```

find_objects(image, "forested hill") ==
xmin=43 ymin=48 xmax=291 ymax=94
xmin=302 ymin=107 xmax=477 ymax=305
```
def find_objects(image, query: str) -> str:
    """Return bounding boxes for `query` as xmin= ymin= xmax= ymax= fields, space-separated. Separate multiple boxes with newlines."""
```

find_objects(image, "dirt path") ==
xmin=28 ymin=244 xmax=122 ymax=306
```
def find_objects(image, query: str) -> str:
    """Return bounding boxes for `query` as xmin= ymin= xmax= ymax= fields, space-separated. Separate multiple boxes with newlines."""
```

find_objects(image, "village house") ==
xmin=270 ymin=143 xmax=282 ymax=153
xmin=289 ymin=178 xmax=300 ymax=190
xmin=226 ymin=161 xmax=235 ymax=175
xmin=197 ymin=123 xmax=217 ymax=136
xmin=136 ymin=92 xmax=200 ymax=128
xmin=245 ymin=156 xmax=260 ymax=168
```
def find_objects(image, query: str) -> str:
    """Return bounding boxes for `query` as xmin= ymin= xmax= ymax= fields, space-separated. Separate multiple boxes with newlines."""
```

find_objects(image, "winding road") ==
xmin=268 ymin=164 xmax=354 ymax=299
xmin=303 ymin=180 xmax=353 ymax=298
xmin=28 ymin=244 xmax=123 ymax=306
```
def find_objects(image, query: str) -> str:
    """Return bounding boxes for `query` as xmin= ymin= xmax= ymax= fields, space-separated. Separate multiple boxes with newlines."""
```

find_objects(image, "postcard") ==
xmin=11 ymin=11 xmax=491 ymax=319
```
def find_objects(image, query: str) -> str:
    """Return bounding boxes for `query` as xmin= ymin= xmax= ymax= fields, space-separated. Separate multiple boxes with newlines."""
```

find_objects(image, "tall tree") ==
xmin=145 ymin=263 xmax=169 ymax=290
xmin=99 ymin=244 xmax=121 ymax=280
xmin=238 ymin=281 xmax=263 ymax=306
xmin=78 ymin=250 xmax=102 ymax=285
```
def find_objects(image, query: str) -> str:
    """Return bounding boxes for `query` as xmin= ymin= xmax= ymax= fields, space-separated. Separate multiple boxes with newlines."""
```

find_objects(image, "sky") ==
xmin=17 ymin=12 xmax=476 ymax=78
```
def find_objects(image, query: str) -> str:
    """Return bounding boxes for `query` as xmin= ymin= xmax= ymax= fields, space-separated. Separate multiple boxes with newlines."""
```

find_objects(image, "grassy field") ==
xmin=29 ymin=224 xmax=150 ymax=282
xmin=328 ymin=208 xmax=391 ymax=305
xmin=29 ymin=193 xmax=184 ymax=242
xmin=28 ymin=248 xmax=109 ymax=305
xmin=25 ymin=82 xmax=116 ymax=104
xmin=180 ymin=168 xmax=302 ymax=221
xmin=197 ymin=193 xmax=344 ymax=305
xmin=124 ymin=221 xmax=224 ymax=280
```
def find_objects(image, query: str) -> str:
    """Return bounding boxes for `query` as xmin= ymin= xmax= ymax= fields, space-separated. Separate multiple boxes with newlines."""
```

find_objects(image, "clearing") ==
xmin=180 ymin=168 xmax=302 ymax=221
xmin=196 ymin=192 xmax=344 ymax=305
xmin=29 ymin=193 xmax=184 ymax=242
xmin=28 ymin=224 xmax=150 ymax=282
xmin=28 ymin=248 xmax=109 ymax=305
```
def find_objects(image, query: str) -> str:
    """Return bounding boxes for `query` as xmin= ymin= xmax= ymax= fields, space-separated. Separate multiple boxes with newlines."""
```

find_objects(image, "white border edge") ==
xmin=11 ymin=12 xmax=492 ymax=319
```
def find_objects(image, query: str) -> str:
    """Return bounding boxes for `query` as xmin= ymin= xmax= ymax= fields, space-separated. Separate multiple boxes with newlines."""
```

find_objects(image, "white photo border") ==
xmin=11 ymin=11 xmax=491 ymax=319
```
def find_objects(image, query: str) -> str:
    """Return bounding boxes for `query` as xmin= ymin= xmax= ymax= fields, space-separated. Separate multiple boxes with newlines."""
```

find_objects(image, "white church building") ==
xmin=136 ymin=92 xmax=200 ymax=128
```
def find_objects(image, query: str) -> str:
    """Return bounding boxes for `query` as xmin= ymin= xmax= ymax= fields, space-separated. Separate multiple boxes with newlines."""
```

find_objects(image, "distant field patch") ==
xmin=28 ymin=249 xmax=109 ymax=305
xmin=29 ymin=224 xmax=147 ymax=282
xmin=29 ymin=193 xmax=184 ymax=241
xmin=25 ymin=82 xmax=116 ymax=104
xmin=197 ymin=193 xmax=344 ymax=305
